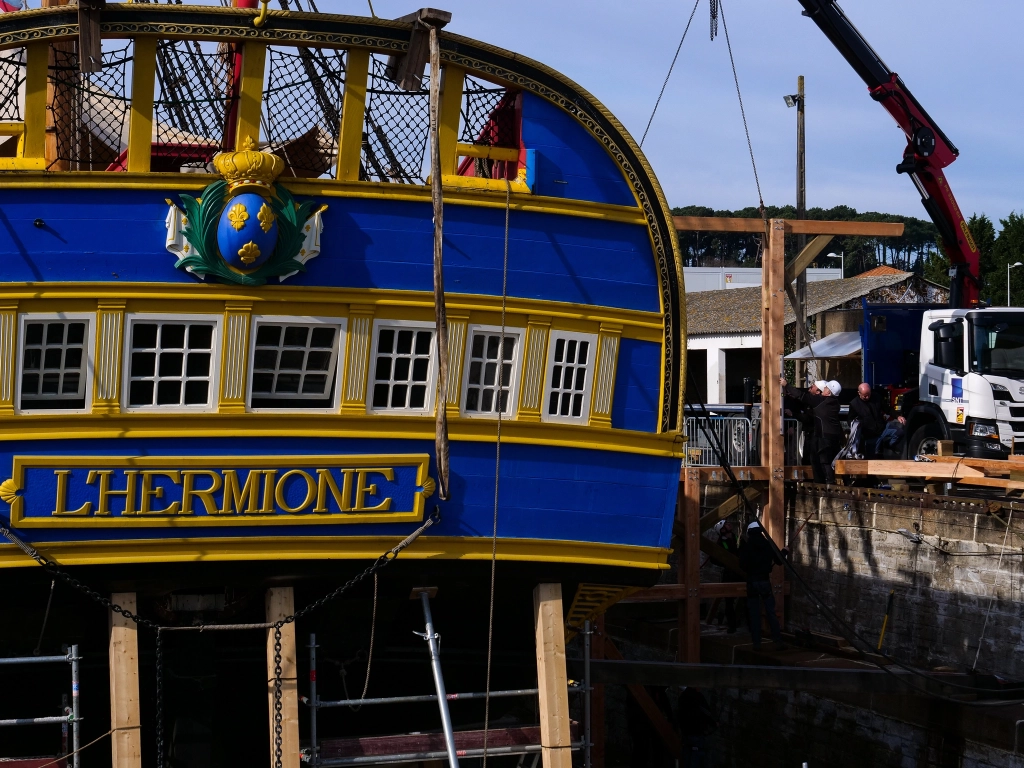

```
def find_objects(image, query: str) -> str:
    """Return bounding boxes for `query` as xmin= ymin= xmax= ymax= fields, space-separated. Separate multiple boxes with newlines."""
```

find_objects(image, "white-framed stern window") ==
xmin=369 ymin=321 xmax=437 ymax=414
xmin=542 ymin=330 xmax=598 ymax=424
xmin=248 ymin=317 xmax=346 ymax=411
xmin=123 ymin=315 xmax=221 ymax=411
xmin=17 ymin=313 xmax=95 ymax=413
xmin=460 ymin=325 xmax=523 ymax=418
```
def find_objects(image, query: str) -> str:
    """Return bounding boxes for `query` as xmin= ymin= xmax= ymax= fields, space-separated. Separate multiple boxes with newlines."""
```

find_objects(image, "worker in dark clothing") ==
xmin=782 ymin=378 xmax=843 ymax=483
xmin=849 ymin=382 xmax=906 ymax=457
xmin=738 ymin=521 xmax=787 ymax=650
xmin=712 ymin=520 xmax=743 ymax=632
xmin=784 ymin=381 xmax=820 ymax=465
xmin=677 ymin=686 xmax=716 ymax=767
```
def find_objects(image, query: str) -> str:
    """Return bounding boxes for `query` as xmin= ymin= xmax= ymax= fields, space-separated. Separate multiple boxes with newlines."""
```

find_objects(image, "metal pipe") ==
xmin=313 ymin=688 xmax=539 ymax=709
xmin=71 ymin=644 xmax=80 ymax=768
xmin=310 ymin=634 xmax=319 ymax=768
xmin=583 ymin=620 xmax=591 ymax=768
xmin=0 ymin=654 xmax=71 ymax=665
xmin=418 ymin=590 xmax=459 ymax=767
xmin=320 ymin=742 xmax=584 ymax=767
xmin=0 ymin=715 xmax=74 ymax=726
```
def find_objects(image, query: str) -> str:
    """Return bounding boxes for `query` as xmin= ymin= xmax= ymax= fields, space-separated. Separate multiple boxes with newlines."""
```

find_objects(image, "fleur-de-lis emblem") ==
xmin=257 ymin=202 xmax=276 ymax=233
xmin=238 ymin=241 xmax=261 ymax=265
xmin=227 ymin=203 xmax=249 ymax=232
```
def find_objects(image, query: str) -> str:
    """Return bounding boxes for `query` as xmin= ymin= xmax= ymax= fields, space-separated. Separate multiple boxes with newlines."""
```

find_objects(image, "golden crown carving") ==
xmin=212 ymin=136 xmax=285 ymax=194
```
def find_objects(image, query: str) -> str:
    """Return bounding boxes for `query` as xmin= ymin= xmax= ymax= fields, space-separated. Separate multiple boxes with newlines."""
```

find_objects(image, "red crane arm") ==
xmin=798 ymin=1 xmax=979 ymax=306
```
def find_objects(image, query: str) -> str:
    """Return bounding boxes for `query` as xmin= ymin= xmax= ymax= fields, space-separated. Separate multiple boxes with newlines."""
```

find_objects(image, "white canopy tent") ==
xmin=785 ymin=331 xmax=862 ymax=360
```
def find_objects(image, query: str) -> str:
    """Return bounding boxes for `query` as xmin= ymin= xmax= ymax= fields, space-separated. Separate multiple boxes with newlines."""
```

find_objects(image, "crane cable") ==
xmin=639 ymin=0 xmax=700 ymax=148
xmin=482 ymin=177 xmax=513 ymax=768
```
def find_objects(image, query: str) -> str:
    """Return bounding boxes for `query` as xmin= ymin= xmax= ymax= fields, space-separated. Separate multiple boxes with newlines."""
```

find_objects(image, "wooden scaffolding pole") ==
xmin=678 ymin=468 xmax=701 ymax=662
xmin=534 ymin=583 xmax=572 ymax=768
xmin=109 ymin=592 xmax=142 ymax=768
xmin=266 ymin=587 xmax=300 ymax=767
xmin=761 ymin=219 xmax=787 ymax=624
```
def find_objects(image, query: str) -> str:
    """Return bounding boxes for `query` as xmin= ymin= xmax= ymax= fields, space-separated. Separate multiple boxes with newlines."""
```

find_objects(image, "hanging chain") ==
xmin=0 ymin=509 xmax=441 ymax=765
xmin=360 ymin=572 xmax=378 ymax=700
xmin=274 ymin=626 xmax=284 ymax=768
xmin=155 ymin=629 xmax=165 ymax=768
xmin=709 ymin=0 xmax=719 ymax=40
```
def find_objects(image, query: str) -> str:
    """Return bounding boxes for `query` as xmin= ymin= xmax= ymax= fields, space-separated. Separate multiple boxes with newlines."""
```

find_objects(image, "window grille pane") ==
xmin=371 ymin=325 xmax=434 ymax=412
xmin=463 ymin=331 xmax=518 ymax=416
xmin=19 ymin=319 xmax=89 ymax=410
xmin=126 ymin=320 xmax=216 ymax=409
xmin=249 ymin=322 xmax=342 ymax=409
xmin=544 ymin=332 xmax=595 ymax=424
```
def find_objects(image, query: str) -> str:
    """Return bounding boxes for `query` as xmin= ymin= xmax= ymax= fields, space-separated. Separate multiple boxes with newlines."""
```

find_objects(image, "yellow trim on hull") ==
xmin=0 ymin=172 xmax=646 ymax=225
xmin=0 ymin=535 xmax=673 ymax=571
xmin=0 ymin=414 xmax=683 ymax=457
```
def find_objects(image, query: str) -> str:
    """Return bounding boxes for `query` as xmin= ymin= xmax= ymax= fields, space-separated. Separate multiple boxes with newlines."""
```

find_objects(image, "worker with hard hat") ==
xmin=781 ymin=377 xmax=843 ymax=483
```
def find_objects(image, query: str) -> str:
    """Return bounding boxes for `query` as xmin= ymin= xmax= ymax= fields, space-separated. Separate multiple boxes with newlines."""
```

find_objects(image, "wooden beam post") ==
xmin=266 ymin=587 xmax=299 ymax=768
xmin=591 ymin=614 xmax=606 ymax=768
xmin=126 ymin=36 xmax=157 ymax=173
xmin=336 ymin=48 xmax=369 ymax=181
xmin=234 ymin=42 xmax=267 ymax=148
xmin=109 ymin=592 xmax=142 ymax=768
xmin=533 ymin=583 xmax=572 ymax=768
xmin=679 ymin=468 xmax=701 ymax=662
xmin=761 ymin=219 xmax=787 ymax=625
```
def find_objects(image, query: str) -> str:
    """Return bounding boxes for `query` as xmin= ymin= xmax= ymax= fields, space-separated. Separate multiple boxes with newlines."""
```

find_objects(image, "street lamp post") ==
xmin=1008 ymin=262 xmax=1023 ymax=306
xmin=785 ymin=77 xmax=807 ymax=381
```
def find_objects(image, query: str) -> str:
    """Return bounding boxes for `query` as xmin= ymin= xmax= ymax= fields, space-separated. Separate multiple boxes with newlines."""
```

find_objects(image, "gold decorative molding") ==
xmin=517 ymin=315 xmax=551 ymax=422
xmin=0 ymin=303 xmax=17 ymax=415
xmin=93 ymin=301 xmax=126 ymax=414
xmin=219 ymin=302 xmax=252 ymax=413
xmin=590 ymin=324 xmax=622 ymax=428
xmin=444 ymin=313 xmax=469 ymax=417
xmin=341 ymin=305 xmax=374 ymax=414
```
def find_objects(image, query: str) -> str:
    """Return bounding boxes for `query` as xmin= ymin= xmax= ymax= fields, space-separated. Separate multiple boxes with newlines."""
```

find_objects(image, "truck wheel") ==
xmin=909 ymin=424 xmax=943 ymax=458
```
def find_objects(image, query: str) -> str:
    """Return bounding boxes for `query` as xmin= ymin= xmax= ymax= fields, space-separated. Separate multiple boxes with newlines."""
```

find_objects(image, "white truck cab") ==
xmin=914 ymin=308 xmax=1024 ymax=458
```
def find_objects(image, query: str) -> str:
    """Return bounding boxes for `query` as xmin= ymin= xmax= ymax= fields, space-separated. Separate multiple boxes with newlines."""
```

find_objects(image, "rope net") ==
xmin=460 ymin=76 xmax=516 ymax=147
xmin=361 ymin=54 xmax=431 ymax=184
xmin=0 ymin=48 xmax=24 ymax=122
xmin=47 ymin=42 xmax=133 ymax=171
xmin=262 ymin=46 xmax=346 ymax=179
xmin=153 ymin=39 xmax=232 ymax=171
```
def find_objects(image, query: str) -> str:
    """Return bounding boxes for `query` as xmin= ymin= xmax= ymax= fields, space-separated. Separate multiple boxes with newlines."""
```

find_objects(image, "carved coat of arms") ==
xmin=165 ymin=137 xmax=325 ymax=286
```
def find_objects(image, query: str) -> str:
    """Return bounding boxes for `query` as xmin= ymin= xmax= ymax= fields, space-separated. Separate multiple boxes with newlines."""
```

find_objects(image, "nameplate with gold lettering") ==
xmin=2 ymin=455 xmax=434 ymax=528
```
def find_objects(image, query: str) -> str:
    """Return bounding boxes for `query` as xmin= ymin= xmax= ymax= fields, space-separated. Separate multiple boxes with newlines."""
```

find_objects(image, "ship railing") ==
xmin=0 ymin=9 xmax=524 ymax=191
xmin=0 ymin=645 xmax=80 ymax=767
xmin=683 ymin=415 xmax=755 ymax=467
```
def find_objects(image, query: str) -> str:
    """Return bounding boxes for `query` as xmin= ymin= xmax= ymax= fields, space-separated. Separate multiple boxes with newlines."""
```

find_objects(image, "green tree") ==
xmin=989 ymin=212 xmax=1024 ymax=306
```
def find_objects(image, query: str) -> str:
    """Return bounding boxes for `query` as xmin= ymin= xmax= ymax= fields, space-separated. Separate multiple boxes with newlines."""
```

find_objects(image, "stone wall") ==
xmin=787 ymin=486 xmax=1024 ymax=679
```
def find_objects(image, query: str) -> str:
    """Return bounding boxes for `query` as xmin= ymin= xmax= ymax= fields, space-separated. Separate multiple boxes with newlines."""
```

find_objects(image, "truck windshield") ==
xmin=970 ymin=316 xmax=1024 ymax=377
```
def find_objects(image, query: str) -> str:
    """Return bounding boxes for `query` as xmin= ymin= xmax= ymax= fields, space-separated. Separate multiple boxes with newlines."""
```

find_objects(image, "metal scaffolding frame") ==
xmin=0 ymin=645 xmax=81 ymax=766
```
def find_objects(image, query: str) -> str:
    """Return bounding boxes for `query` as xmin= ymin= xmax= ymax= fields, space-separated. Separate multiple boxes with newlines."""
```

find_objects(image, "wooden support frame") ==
xmin=266 ymin=587 xmax=299 ymax=768
xmin=437 ymin=65 xmax=465 ymax=177
xmin=761 ymin=220 xmax=786 ymax=625
xmin=602 ymin=636 xmax=682 ymax=759
xmin=109 ymin=592 xmax=142 ymax=768
xmin=337 ymin=48 xmax=370 ymax=181
xmin=534 ymin=583 xmax=572 ymax=768
xmin=679 ymin=468 xmax=700 ymax=662
xmin=674 ymin=216 xmax=905 ymax=237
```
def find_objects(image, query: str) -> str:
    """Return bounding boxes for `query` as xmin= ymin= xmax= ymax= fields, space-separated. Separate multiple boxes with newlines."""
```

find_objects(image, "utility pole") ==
xmin=789 ymin=76 xmax=809 ymax=383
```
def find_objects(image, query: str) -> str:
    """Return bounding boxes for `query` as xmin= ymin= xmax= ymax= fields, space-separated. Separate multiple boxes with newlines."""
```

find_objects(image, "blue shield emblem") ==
xmin=951 ymin=378 xmax=963 ymax=402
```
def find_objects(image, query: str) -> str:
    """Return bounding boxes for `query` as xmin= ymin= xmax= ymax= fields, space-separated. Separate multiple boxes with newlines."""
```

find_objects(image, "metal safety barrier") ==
xmin=0 ymin=645 xmax=80 ymax=767
xmin=684 ymin=416 xmax=755 ymax=466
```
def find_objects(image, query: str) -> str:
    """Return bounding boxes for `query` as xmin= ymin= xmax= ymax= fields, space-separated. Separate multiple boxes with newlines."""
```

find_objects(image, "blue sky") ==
xmin=322 ymin=0 xmax=1024 ymax=224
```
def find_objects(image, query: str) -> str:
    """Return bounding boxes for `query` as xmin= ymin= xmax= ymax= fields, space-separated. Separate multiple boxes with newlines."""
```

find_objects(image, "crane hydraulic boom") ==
xmin=797 ymin=0 xmax=979 ymax=307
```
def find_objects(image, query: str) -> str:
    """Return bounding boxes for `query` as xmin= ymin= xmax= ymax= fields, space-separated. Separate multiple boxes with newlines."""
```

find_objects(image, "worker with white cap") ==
xmin=739 ymin=519 xmax=788 ymax=650
xmin=781 ymin=376 xmax=844 ymax=483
